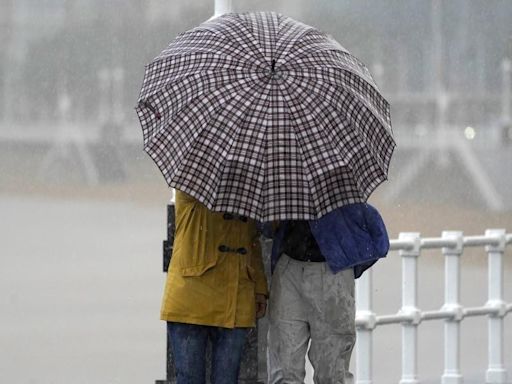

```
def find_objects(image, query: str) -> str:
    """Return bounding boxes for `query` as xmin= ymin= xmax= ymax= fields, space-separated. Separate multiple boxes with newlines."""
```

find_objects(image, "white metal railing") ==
xmin=355 ymin=229 xmax=512 ymax=384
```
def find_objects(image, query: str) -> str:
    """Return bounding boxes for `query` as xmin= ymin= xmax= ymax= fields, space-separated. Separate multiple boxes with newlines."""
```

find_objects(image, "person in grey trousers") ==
xmin=263 ymin=204 xmax=390 ymax=383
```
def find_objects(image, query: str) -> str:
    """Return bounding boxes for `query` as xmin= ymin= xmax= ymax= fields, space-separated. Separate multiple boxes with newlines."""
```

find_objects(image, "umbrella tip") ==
xmin=271 ymin=59 xmax=276 ymax=72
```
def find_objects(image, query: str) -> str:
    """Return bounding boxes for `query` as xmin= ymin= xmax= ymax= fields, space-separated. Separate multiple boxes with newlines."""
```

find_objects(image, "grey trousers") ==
xmin=267 ymin=255 xmax=356 ymax=384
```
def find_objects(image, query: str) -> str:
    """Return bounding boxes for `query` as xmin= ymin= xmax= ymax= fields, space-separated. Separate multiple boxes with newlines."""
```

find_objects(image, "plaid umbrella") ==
xmin=136 ymin=11 xmax=395 ymax=221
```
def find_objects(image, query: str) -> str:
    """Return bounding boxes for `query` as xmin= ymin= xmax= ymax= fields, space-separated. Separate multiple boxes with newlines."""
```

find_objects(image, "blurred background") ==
xmin=0 ymin=1 xmax=511 ymax=383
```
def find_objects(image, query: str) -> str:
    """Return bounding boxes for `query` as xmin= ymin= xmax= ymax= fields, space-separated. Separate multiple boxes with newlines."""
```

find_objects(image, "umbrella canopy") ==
xmin=136 ymin=11 xmax=395 ymax=221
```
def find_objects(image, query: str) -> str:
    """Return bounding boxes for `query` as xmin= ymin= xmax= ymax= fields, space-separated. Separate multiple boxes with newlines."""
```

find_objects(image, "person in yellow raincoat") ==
xmin=161 ymin=190 xmax=268 ymax=384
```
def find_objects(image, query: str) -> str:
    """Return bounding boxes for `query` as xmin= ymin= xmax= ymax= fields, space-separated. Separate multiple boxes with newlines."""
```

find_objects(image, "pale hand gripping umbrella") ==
xmin=136 ymin=11 xmax=395 ymax=221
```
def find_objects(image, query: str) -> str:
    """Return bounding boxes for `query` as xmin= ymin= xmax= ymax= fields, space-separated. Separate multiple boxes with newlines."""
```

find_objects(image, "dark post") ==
xmin=155 ymin=203 xmax=176 ymax=384
xmin=155 ymin=203 xmax=268 ymax=384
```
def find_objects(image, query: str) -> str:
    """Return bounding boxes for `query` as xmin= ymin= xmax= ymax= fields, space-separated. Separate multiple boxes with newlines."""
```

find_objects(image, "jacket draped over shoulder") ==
xmin=267 ymin=203 xmax=389 ymax=278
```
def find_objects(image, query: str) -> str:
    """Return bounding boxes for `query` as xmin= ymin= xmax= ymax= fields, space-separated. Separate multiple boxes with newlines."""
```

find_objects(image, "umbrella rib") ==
xmin=279 ymin=75 xmax=393 ymax=181
xmin=138 ymin=66 xmax=258 ymax=107
xmin=278 ymin=81 xmax=384 ymax=213
xmin=148 ymin=49 xmax=266 ymax=75
xmin=304 ymin=79 xmax=393 ymax=175
xmin=162 ymin=77 xmax=270 ymax=189
xmin=290 ymin=67 xmax=393 ymax=136
xmin=270 ymin=83 xmax=341 ymax=214
xmin=275 ymin=27 xmax=319 ymax=64
xmin=196 ymin=13 xmax=270 ymax=67
xmin=237 ymin=11 xmax=279 ymax=64
xmin=143 ymin=73 xmax=263 ymax=151
xmin=139 ymin=73 xmax=260 ymax=151
xmin=284 ymin=50 xmax=379 ymax=95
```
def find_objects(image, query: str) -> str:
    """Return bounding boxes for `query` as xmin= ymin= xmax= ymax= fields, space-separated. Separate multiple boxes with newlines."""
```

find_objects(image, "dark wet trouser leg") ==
xmin=210 ymin=327 xmax=250 ymax=384
xmin=167 ymin=322 xmax=208 ymax=384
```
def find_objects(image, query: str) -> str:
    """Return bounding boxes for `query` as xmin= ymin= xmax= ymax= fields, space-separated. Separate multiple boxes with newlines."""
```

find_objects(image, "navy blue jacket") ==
xmin=265 ymin=204 xmax=390 ymax=279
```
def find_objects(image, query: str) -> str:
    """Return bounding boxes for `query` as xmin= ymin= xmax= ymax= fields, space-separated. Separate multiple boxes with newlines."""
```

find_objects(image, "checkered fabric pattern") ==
xmin=136 ymin=11 xmax=395 ymax=221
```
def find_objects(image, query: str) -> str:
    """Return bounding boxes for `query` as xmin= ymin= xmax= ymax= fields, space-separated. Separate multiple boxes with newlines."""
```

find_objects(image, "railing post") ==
xmin=355 ymin=268 xmax=376 ymax=384
xmin=398 ymin=233 xmax=421 ymax=384
xmin=485 ymin=229 xmax=508 ymax=384
xmin=441 ymin=231 xmax=464 ymax=384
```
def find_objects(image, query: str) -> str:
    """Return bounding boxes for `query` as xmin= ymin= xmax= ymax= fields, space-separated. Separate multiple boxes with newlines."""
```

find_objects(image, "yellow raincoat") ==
xmin=160 ymin=190 xmax=269 ymax=328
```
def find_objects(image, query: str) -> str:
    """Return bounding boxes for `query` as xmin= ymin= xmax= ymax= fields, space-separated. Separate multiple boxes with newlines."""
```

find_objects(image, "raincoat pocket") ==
xmin=180 ymin=256 xmax=219 ymax=277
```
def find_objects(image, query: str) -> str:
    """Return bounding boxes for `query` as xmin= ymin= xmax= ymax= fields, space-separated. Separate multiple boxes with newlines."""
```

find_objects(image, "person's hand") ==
xmin=255 ymin=294 xmax=267 ymax=319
